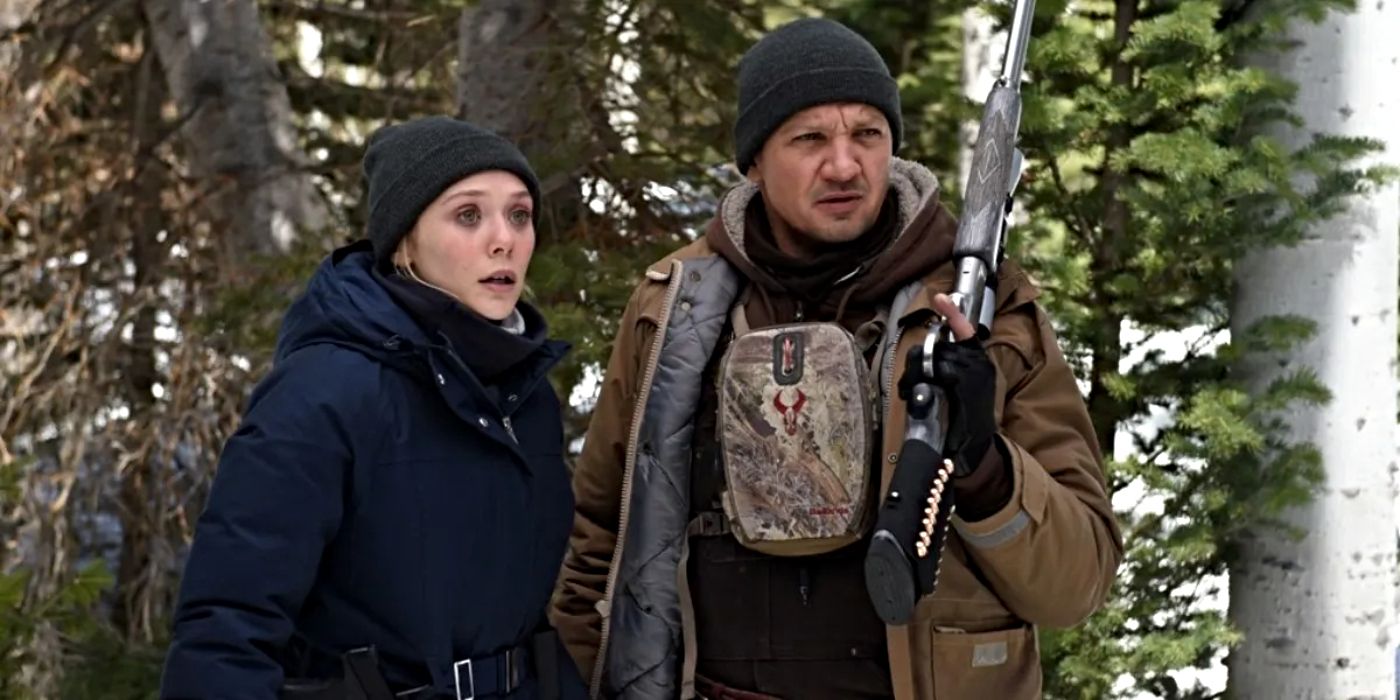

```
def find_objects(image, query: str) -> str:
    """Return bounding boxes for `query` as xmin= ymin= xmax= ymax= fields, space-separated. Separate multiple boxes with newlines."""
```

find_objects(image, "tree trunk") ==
xmin=140 ymin=0 xmax=328 ymax=274
xmin=457 ymin=0 xmax=582 ymax=241
xmin=0 ymin=0 xmax=39 ymax=191
xmin=112 ymin=35 xmax=169 ymax=643
xmin=456 ymin=0 xmax=560 ymax=141
xmin=1227 ymin=3 xmax=1400 ymax=695
xmin=0 ymin=0 xmax=38 ymax=73
xmin=1084 ymin=0 xmax=1138 ymax=460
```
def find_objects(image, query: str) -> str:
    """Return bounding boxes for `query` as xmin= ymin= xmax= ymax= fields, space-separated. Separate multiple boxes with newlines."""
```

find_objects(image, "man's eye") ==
xmin=510 ymin=209 xmax=531 ymax=225
xmin=858 ymin=128 xmax=884 ymax=138
xmin=795 ymin=132 xmax=824 ymax=143
xmin=457 ymin=208 xmax=480 ymax=225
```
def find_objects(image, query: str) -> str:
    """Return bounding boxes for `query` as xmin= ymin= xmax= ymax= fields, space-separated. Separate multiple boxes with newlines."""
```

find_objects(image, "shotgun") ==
xmin=863 ymin=0 xmax=1037 ymax=626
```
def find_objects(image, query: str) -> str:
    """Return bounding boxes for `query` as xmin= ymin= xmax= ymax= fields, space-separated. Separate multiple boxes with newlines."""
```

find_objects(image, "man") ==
xmin=551 ymin=17 xmax=1122 ymax=700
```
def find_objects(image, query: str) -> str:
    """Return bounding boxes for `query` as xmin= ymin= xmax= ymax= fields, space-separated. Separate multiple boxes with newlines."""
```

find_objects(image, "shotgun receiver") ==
xmin=863 ymin=0 xmax=1037 ymax=626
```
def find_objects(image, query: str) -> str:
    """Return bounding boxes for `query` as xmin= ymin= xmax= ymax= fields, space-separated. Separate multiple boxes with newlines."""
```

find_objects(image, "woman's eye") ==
xmin=510 ymin=209 xmax=531 ymax=225
xmin=456 ymin=208 xmax=480 ymax=226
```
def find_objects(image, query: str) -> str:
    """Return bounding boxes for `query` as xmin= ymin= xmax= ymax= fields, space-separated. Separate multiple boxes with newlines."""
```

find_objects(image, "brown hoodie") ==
xmin=704 ymin=157 xmax=958 ymax=331
xmin=688 ymin=159 xmax=1011 ymax=699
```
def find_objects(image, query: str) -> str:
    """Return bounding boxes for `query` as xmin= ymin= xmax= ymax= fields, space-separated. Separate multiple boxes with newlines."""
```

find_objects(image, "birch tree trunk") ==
xmin=141 ymin=0 xmax=328 ymax=273
xmin=1227 ymin=3 xmax=1400 ymax=695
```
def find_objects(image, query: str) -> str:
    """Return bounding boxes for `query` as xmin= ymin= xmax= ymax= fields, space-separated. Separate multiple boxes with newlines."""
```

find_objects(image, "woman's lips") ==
xmin=479 ymin=271 xmax=518 ymax=294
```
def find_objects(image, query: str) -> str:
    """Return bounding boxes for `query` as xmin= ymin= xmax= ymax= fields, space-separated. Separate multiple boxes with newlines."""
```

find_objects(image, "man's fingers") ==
xmin=934 ymin=362 xmax=961 ymax=387
xmin=932 ymin=293 xmax=977 ymax=341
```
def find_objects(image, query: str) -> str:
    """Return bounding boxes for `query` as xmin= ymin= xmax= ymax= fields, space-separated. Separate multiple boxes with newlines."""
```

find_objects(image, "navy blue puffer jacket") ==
xmin=161 ymin=243 xmax=585 ymax=699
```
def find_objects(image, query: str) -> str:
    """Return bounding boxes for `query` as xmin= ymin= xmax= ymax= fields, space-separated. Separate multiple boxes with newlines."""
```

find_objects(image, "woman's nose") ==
xmin=488 ymin=217 xmax=513 ymax=257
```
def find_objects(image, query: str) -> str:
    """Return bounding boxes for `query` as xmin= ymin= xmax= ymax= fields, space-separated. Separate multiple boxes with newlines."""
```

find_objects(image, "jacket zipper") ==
xmin=440 ymin=345 xmax=533 ymax=446
xmin=590 ymin=260 xmax=685 ymax=698
xmin=883 ymin=324 xmax=905 ymax=423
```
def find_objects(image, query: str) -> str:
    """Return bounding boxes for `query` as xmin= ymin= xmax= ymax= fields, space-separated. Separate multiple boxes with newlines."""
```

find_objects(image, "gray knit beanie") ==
xmin=734 ymin=17 xmax=903 ymax=174
xmin=362 ymin=116 xmax=541 ymax=264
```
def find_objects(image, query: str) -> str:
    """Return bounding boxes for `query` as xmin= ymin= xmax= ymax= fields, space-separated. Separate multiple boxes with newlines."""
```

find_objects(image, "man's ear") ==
xmin=746 ymin=157 xmax=763 ymax=185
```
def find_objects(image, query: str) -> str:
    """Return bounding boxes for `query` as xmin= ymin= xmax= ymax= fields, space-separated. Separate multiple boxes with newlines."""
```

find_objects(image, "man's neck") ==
xmin=764 ymin=206 xmax=822 ymax=260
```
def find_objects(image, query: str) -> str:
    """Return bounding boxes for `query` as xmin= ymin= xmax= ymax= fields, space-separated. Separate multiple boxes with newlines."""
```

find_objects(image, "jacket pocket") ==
xmin=930 ymin=624 xmax=1041 ymax=699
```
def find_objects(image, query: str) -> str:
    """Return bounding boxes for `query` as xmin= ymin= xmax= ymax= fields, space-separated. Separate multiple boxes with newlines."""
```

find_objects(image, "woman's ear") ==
xmin=393 ymin=235 xmax=413 ymax=272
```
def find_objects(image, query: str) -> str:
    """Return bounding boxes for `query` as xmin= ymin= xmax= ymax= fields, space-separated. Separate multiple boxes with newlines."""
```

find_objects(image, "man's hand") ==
xmin=931 ymin=293 xmax=977 ymax=341
xmin=929 ymin=294 xmax=997 ymax=476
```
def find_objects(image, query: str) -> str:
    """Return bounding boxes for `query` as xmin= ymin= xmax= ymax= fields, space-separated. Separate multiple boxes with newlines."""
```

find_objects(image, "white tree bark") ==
xmin=141 ymin=0 xmax=328 ymax=268
xmin=1228 ymin=2 xmax=1400 ymax=695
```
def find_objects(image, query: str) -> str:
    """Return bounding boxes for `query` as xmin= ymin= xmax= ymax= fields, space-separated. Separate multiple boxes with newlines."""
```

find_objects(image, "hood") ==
xmin=704 ymin=157 xmax=958 ymax=312
xmin=274 ymin=241 xmax=431 ymax=365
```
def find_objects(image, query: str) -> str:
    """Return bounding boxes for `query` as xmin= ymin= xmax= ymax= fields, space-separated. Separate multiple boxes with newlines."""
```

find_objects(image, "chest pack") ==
xmin=713 ymin=298 xmax=883 ymax=557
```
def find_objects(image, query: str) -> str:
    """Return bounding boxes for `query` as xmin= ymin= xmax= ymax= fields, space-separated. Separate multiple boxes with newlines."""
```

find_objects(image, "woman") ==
xmin=161 ymin=116 xmax=586 ymax=699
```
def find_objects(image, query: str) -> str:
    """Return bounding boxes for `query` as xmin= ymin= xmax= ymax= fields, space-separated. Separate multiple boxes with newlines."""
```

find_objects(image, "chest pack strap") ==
xmin=686 ymin=510 xmax=732 ymax=537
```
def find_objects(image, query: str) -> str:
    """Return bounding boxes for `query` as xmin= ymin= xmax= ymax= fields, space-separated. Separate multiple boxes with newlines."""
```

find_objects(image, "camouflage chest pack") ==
xmin=714 ymin=299 xmax=881 ymax=557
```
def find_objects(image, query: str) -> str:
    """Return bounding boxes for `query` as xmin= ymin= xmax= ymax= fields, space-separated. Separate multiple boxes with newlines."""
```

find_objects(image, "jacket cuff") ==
xmin=951 ymin=434 xmax=1049 ymax=550
xmin=951 ymin=436 xmax=1014 ymax=521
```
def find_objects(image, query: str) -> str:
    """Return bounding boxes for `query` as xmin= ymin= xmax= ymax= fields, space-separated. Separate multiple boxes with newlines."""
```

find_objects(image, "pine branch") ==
xmin=43 ymin=0 xmax=135 ymax=77
xmin=1215 ymin=0 xmax=1261 ymax=31
xmin=1043 ymin=153 xmax=1099 ymax=248
xmin=263 ymin=0 xmax=427 ymax=24
xmin=281 ymin=62 xmax=445 ymax=116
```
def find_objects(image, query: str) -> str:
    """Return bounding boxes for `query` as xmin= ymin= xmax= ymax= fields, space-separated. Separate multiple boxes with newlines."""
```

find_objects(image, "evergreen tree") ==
xmin=2 ymin=0 xmax=1392 ymax=696
xmin=980 ymin=0 xmax=1389 ymax=694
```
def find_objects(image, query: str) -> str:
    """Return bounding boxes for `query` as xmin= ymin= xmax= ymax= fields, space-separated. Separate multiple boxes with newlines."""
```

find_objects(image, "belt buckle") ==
xmin=453 ymin=658 xmax=475 ymax=700
xmin=504 ymin=648 xmax=521 ymax=693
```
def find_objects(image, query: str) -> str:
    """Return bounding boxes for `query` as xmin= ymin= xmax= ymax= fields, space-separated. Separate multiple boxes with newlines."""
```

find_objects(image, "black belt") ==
xmin=396 ymin=642 xmax=531 ymax=700
xmin=283 ymin=632 xmax=561 ymax=700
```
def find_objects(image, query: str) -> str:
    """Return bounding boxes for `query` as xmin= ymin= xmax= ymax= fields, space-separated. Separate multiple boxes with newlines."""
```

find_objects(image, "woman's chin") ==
xmin=465 ymin=299 xmax=516 ymax=322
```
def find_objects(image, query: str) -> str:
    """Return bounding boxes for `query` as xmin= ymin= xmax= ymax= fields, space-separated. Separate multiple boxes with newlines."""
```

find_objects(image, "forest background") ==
xmin=1 ymin=0 xmax=1397 ymax=697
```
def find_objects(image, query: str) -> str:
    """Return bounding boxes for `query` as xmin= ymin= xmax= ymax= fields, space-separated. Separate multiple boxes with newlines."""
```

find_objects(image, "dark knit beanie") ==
xmin=734 ymin=18 xmax=902 ymax=174
xmin=362 ymin=116 xmax=541 ymax=264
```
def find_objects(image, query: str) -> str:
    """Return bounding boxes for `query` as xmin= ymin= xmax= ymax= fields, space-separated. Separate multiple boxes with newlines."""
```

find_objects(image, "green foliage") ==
xmin=195 ymin=236 xmax=340 ymax=369
xmin=821 ymin=0 xmax=973 ymax=188
xmin=1039 ymin=330 xmax=1329 ymax=697
xmin=995 ymin=0 xmax=1386 ymax=695
xmin=58 ymin=624 xmax=167 ymax=700
xmin=4 ymin=0 xmax=1389 ymax=696
xmin=0 ymin=561 xmax=161 ymax=700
